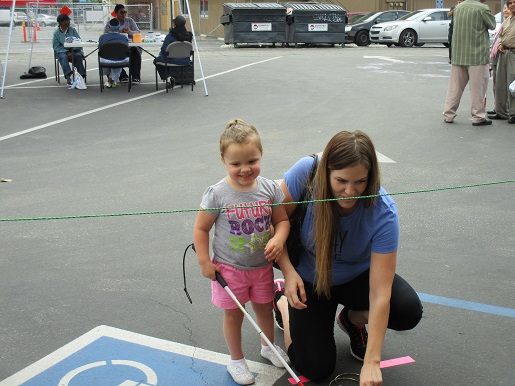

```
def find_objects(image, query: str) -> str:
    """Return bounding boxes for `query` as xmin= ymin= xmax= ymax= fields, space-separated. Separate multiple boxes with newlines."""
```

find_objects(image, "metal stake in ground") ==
xmin=215 ymin=272 xmax=305 ymax=386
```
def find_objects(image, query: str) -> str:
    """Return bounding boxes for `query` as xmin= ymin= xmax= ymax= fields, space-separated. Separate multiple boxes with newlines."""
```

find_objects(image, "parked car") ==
xmin=347 ymin=12 xmax=368 ymax=24
xmin=13 ymin=11 xmax=28 ymax=26
xmin=0 ymin=9 xmax=14 ymax=26
xmin=370 ymin=8 xmax=450 ymax=48
xmin=345 ymin=10 xmax=410 ymax=46
xmin=36 ymin=14 xmax=57 ymax=27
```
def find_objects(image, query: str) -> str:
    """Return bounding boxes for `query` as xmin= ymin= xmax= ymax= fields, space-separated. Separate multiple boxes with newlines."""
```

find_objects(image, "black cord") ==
xmin=182 ymin=243 xmax=195 ymax=304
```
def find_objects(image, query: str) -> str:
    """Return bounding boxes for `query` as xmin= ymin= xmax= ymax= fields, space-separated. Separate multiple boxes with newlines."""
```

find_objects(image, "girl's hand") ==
xmin=264 ymin=237 xmax=283 ymax=262
xmin=200 ymin=260 xmax=219 ymax=280
xmin=360 ymin=363 xmax=382 ymax=386
xmin=284 ymin=270 xmax=307 ymax=310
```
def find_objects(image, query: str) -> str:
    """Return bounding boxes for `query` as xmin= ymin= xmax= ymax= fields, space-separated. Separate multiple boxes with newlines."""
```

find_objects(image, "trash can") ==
xmin=221 ymin=3 xmax=287 ymax=46
xmin=285 ymin=3 xmax=347 ymax=45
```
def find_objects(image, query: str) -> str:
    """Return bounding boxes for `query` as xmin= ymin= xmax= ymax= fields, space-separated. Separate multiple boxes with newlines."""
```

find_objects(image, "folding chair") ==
xmin=54 ymin=50 xmax=87 ymax=84
xmin=98 ymin=42 xmax=131 ymax=92
xmin=154 ymin=41 xmax=195 ymax=93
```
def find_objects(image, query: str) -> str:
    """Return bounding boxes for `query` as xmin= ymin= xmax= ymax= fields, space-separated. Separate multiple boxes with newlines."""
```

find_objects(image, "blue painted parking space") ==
xmin=1 ymin=326 xmax=284 ymax=386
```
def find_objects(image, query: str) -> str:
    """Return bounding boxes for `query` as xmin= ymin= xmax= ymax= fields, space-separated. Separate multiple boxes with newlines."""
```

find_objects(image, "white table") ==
xmin=64 ymin=41 xmax=162 ymax=49
xmin=64 ymin=41 xmax=162 ymax=59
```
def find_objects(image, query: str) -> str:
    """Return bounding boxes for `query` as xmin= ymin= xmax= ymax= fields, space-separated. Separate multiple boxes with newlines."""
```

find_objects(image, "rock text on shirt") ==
xmin=226 ymin=200 xmax=272 ymax=253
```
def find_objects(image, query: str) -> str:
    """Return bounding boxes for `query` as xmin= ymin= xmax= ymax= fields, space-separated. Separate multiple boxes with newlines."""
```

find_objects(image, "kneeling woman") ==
xmin=275 ymin=130 xmax=423 ymax=385
xmin=153 ymin=15 xmax=193 ymax=87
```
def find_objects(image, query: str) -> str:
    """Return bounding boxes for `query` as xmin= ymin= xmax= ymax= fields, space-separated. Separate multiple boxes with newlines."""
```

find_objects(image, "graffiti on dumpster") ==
xmin=313 ymin=13 xmax=343 ymax=23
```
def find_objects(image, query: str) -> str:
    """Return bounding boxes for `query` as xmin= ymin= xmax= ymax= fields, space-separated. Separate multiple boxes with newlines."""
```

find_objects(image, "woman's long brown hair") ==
xmin=313 ymin=131 xmax=380 ymax=298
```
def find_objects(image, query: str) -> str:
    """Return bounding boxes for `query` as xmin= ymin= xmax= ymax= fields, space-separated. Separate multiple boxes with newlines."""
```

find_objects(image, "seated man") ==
xmin=104 ymin=4 xmax=141 ymax=84
xmin=52 ymin=13 xmax=86 ymax=85
xmin=98 ymin=18 xmax=129 ymax=88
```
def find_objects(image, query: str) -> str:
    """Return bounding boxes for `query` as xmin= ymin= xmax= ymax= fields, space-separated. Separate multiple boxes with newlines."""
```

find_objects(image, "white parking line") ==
xmin=363 ymin=55 xmax=414 ymax=64
xmin=0 ymin=56 xmax=283 ymax=142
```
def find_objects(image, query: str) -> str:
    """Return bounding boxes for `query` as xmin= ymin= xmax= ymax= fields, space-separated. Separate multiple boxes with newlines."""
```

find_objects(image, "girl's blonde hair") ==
xmin=313 ymin=130 xmax=381 ymax=298
xmin=220 ymin=119 xmax=263 ymax=158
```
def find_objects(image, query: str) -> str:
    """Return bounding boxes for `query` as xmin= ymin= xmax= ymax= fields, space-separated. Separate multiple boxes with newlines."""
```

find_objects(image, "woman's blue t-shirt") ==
xmin=284 ymin=156 xmax=400 ymax=285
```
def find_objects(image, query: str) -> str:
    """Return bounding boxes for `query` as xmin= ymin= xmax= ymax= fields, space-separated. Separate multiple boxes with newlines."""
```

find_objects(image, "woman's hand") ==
xmin=120 ymin=27 xmax=130 ymax=34
xmin=360 ymin=362 xmax=382 ymax=386
xmin=284 ymin=270 xmax=307 ymax=310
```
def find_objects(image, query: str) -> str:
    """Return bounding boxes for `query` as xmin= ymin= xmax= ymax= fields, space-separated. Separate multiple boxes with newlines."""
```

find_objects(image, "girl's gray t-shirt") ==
xmin=200 ymin=176 xmax=285 ymax=270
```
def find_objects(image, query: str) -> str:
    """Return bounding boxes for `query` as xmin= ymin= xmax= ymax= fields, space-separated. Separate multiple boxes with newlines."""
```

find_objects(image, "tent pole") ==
xmin=184 ymin=0 xmax=209 ymax=96
xmin=1 ymin=0 xmax=17 ymax=99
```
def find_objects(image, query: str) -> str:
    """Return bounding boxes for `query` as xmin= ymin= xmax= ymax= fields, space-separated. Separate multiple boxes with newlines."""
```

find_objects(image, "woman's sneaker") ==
xmin=273 ymin=278 xmax=285 ymax=330
xmin=104 ymin=81 xmax=117 ymax=88
xmin=336 ymin=307 xmax=368 ymax=361
xmin=261 ymin=344 xmax=290 ymax=368
xmin=227 ymin=360 xmax=255 ymax=385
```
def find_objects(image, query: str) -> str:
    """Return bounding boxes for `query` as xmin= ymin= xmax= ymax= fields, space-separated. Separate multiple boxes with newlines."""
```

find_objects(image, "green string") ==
xmin=1 ymin=180 xmax=513 ymax=222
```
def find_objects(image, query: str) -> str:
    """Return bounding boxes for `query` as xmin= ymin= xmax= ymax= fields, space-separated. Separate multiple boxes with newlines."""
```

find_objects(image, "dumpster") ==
xmin=285 ymin=3 xmax=347 ymax=45
xmin=221 ymin=3 xmax=287 ymax=46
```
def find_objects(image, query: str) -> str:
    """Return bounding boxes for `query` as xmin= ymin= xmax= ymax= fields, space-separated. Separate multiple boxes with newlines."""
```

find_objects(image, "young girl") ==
xmin=193 ymin=119 xmax=290 ymax=385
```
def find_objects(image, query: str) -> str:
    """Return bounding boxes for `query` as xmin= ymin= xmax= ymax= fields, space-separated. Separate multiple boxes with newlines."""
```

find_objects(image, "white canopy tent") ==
xmin=1 ymin=0 xmax=209 ymax=99
xmin=1 ymin=0 xmax=17 ymax=99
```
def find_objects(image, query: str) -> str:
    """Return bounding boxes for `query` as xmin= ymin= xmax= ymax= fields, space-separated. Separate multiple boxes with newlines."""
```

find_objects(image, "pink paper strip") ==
xmin=288 ymin=375 xmax=310 ymax=385
xmin=380 ymin=356 xmax=415 ymax=369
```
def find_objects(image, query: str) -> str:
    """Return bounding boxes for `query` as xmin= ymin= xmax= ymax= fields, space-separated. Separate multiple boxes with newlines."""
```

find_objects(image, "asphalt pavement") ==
xmin=1 ymin=24 xmax=514 ymax=386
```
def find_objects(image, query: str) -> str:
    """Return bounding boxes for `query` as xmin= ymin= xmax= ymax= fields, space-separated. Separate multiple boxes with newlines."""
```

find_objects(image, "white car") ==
xmin=370 ymin=8 xmax=450 ymax=47
xmin=36 ymin=14 xmax=58 ymax=27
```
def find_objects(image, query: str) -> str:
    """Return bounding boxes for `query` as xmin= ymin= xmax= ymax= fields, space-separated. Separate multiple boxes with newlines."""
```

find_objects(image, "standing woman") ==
xmin=104 ymin=4 xmax=142 ymax=84
xmin=153 ymin=15 xmax=193 ymax=87
xmin=487 ymin=3 xmax=511 ymax=116
xmin=490 ymin=0 xmax=515 ymax=122
xmin=274 ymin=131 xmax=423 ymax=385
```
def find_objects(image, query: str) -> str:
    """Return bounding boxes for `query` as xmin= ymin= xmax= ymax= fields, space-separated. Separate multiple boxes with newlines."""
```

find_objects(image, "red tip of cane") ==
xmin=297 ymin=382 xmax=305 ymax=386
xmin=111 ymin=11 xmax=117 ymax=17
xmin=60 ymin=6 xmax=72 ymax=16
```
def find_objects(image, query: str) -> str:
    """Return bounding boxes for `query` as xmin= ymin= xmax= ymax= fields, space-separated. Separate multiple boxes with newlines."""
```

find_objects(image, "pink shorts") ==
xmin=211 ymin=261 xmax=274 ymax=309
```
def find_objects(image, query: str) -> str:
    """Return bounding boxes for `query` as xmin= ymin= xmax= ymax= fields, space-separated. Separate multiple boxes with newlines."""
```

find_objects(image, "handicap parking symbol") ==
xmin=1 ymin=325 xmax=284 ymax=386
xmin=58 ymin=359 xmax=157 ymax=386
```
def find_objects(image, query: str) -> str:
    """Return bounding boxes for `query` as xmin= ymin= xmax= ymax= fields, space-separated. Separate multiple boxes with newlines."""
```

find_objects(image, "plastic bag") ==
xmin=70 ymin=67 xmax=87 ymax=90
xmin=509 ymin=80 xmax=515 ymax=97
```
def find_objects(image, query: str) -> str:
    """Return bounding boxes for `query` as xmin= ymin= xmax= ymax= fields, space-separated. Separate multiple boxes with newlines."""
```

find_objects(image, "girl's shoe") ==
xmin=273 ymin=278 xmax=285 ymax=330
xmin=104 ymin=81 xmax=117 ymax=88
xmin=261 ymin=344 xmax=290 ymax=368
xmin=227 ymin=360 xmax=254 ymax=385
